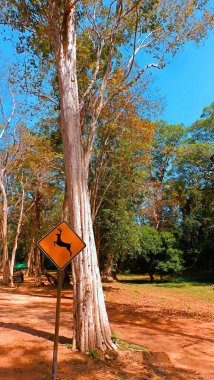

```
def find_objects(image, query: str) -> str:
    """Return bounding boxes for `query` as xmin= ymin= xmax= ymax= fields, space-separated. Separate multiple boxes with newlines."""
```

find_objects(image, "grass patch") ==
xmin=118 ymin=271 xmax=214 ymax=285
xmin=117 ymin=272 xmax=214 ymax=302
xmin=111 ymin=331 xmax=147 ymax=352
xmin=89 ymin=350 xmax=99 ymax=359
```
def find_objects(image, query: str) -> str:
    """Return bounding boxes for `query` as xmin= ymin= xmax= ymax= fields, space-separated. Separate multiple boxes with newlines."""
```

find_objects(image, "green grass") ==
xmin=117 ymin=272 xmax=214 ymax=302
xmin=111 ymin=331 xmax=148 ymax=352
xmin=118 ymin=270 xmax=214 ymax=284
xmin=89 ymin=350 xmax=99 ymax=359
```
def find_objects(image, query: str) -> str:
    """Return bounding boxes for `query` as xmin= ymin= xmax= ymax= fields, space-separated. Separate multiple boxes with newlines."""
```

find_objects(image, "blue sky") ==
xmin=0 ymin=28 xmax=214 ymax=127
xmin=153 ymin=32 xmax=214 ymax=127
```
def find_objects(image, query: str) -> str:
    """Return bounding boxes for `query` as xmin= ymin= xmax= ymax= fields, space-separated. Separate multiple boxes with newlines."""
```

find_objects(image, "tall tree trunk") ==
xmin=49 ymin=4 xmax=115 ymax=352
xmin=34 ymin=246 xmax=42 ymax=286
xmin=104 ymin=253 xmax=114 ymax=280
xmin=34 ymin=190 xmax=42 ymax=286
xmin=10 ymin=188 xmax=25 ymax=287
xmin=26 ymin=235 xmax=35 ymax=277
xmin=0 ymin=172 xmax=10 ymax=285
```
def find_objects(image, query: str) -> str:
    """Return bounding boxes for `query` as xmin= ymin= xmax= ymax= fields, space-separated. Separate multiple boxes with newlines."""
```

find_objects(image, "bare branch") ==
xmin=0 ymin=86 xmax=16 ymax=139
xmin=126 ymin=62 xmax=161 ymax=89
xmin=32 ymin=90 xmax=59 ymax=105
xmin=93 ymin=178 xmax=114 ymax=220
xmin=84 ymin=3 xmax=123 ymax=169
xmin=79 ymin=39 xmax=105 ymax=110
xmin=126 ymin=28 xmax=162 ymax=76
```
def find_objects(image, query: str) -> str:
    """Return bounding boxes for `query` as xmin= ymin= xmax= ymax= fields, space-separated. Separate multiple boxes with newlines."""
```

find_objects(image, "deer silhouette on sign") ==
xmin=54 ymin=227 xmax=72 ymax=256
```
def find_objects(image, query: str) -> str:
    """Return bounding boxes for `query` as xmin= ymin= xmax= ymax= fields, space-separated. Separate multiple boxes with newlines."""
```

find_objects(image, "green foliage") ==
xmin=88 ymin=350 xmax=99 ymax=359
xmin=91 ymin=115 xmax=155 ymax=271
xmin=138 ymin=227 xmax=183 ymax=277
xmin=111 ymin=331 xmax=147 ymax=352
xmin=127 ymin=343 xmax=148 ymax=352
xmin=173 ymin=104 xmax=214 ymax=269
xmin=0 ymin=119 xmax=64 ymax=264
xmin=111 ymin=331 xmax=120 ymax=344
xmin=141 ymin=121 xmax=185 ymax=230
xmin=156 ymin=232 xmax=183 ymax=275
xmin=140 ymin=226 xmax=162 ymax=260
xmin=1 ymin=0 xmax=214 ymax=277
xmin=188 ymin=102 xmax=214 ymax=143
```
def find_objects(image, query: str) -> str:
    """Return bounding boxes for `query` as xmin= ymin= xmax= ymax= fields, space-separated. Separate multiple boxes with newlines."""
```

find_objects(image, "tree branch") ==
xmin=0 ymin=86 xmax=16 ymax=139
xmin=79 ymin=39 xmax=105 ymax=111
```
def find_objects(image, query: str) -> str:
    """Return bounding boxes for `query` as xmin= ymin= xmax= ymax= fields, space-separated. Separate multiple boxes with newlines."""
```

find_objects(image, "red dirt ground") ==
xmin=0 ymin=278 xmax=213 ymax=380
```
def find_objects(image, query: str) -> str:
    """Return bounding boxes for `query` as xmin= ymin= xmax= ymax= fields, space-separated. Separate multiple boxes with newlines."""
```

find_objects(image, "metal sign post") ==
xmin=52 ymin=270 xmax=63 ymax=380
xmin=38 ymin=221 xmax=86 ymax=380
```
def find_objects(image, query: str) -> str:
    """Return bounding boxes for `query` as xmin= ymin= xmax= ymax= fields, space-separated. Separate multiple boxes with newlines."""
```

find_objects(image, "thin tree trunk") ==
xmin=26 ymin=235 xmax=35 ymax=277
xmin=34 ymin=190 xmax=42 ymax=286
xmin=34 ymin=246 xmax=42 ymax=286
xmin=104 ymin=253 xmax=114 ymax=280
xmin=49 ymin=4 xmax=115 ymax=352
xmin=0 ymin=172 xmax=10 ymax=285
xmin=10 ymin=188 xmax=25 ymax=287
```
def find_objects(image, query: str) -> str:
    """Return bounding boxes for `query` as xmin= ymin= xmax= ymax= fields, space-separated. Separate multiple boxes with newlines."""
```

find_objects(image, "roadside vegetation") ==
xmin=0 ymin=0 xmax=213 ymax=358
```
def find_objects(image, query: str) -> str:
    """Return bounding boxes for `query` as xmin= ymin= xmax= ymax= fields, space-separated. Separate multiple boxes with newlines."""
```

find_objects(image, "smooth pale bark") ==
xmin=26 ymin=235 xmax=35 ymax=277
xmin=9 ymin=188 xmax=25 ymax=287
xmin=62 ymin=183 xmax=69 ymax=222
xmin=49 ymin=4 xmax=115 ymax=352
xmin=34 ymin=246 xmax=42 ymax=286
xmin=104 ymin=253 xmax=114 ymax=278
xmin=34 ymin=190 xmax=42 ymax=286
xmin=0 ymin=171 xmax=10 ymax=285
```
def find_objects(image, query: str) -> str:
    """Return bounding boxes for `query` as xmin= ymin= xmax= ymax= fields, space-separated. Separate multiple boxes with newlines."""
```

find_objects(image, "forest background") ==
xmin=0 ymin=1 xmax=213 ymax=286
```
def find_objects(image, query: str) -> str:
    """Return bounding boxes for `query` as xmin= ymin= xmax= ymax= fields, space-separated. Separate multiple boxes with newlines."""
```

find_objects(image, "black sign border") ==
xmin=37 ymin=220 xmax=86 ymax=270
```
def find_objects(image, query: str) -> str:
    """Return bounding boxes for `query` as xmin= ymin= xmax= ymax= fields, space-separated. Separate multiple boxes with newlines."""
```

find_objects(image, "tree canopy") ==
xmin=0 ymin=0 xmax=213 ymax=353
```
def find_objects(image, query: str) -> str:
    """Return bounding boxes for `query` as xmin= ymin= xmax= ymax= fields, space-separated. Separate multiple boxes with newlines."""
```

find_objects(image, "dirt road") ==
xmin=0 ymin=279 xmax=213 ymax=379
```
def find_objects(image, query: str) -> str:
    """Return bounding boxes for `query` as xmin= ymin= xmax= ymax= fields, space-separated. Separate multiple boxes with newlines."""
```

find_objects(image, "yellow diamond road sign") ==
xmin=38 ymin=221 xmax=86 ymax=270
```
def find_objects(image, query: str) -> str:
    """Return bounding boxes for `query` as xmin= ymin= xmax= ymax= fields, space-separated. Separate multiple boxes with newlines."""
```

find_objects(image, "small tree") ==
xmin=157 ymin=231 xmax=183 ymax=280
xmin=139 ymin=226 xmax=162 ymax=280
xmin=0 ymin=84 xmax=29 ymax=285
xmin=141 ymin=122 xmax=185 ymax=230
xmin=139 ymin=226 xmax=183 ymax=280
xmin=174 ymin=103 xmax=214 ymax=268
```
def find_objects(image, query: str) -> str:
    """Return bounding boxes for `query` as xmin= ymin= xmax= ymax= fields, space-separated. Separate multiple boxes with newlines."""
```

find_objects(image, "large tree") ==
xmin=0 ymin=85 xmax=29 ymax=285
xmin=174 ymin=104 xmax=214 ymax=268
xmin=90 ymin=105 xmax=155 ymax=274
xmin=1 ymin=0 xmax=213 ymax=352
xmin=141 ymin=121 xmax=185 ymax=230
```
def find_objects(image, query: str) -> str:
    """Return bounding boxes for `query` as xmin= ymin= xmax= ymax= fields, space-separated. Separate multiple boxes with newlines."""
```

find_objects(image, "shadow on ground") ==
xmin=0 ymin=342 xmax=204 ymax=380
xmin=0 ymin=321 xmax=72 ymax=344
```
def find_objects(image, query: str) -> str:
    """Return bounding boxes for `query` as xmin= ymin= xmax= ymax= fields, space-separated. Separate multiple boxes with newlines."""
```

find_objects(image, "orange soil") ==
xmin=0 ymin=278 xmax=213 ymax=380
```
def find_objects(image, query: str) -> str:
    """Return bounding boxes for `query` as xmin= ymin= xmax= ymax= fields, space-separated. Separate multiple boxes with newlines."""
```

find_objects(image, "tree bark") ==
xmin=34 ymin=190 xmax=42 ymax=286
xmin=0 ymin=170 xmax=10 ymax=285
xmin=48 ymin=4 xmax=115 ymax=352
xmin=62 ymin=182 xmax=69 ymax=222
xmin=34 ymin=246 xmax=42 ymax=286
xmin=102 ymin=253 xmax=115 ymax=282
xmin=9 ymin=188 xmax=25 ymax=287
xmin=26 ymin=235 xmax=35 ymax=277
